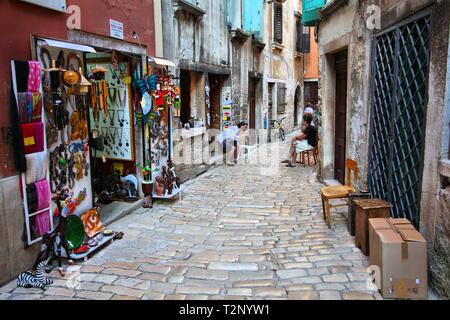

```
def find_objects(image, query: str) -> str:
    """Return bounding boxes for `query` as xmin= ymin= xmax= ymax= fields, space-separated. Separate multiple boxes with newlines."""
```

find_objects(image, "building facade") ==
xmin=315 ymin=0 xmax=450 ymax=297
xmin=0 ymin=0 xmax=156 ymax=286
xmin=261 ymin=0 xmax=305 ymax=139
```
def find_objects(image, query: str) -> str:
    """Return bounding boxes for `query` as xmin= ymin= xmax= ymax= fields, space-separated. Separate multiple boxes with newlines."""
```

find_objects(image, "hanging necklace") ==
xmin=102 ymin=127 xmax=110 ymax=146
xmin=109 ymin=127 xmax=118 ymax=145
xmin=118 ymin=86 xmax=126 ymax=109
xmin=117 ymin=110 xmax=125 ymax=127
xmin=118 ymin=128 xmax=123 ymax=147
xmin=108 ymin=87 xmax=117 ymax=106
xmin=109 ymin=109 xmax=116 ymax=126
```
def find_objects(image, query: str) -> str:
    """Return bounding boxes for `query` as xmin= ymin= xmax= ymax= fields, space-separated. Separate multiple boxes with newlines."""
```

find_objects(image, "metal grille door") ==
xmin=368 ymin=12 xmax=432 ymax=228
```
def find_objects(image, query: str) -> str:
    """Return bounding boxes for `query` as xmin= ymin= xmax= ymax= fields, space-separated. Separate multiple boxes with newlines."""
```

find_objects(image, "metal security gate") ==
xmin=368 ymin=10 xmax=432 ymax=229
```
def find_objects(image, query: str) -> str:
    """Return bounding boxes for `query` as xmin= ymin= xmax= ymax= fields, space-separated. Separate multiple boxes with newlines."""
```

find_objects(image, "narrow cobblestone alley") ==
xmin=0 ymin=140 xmax=380 ymax=301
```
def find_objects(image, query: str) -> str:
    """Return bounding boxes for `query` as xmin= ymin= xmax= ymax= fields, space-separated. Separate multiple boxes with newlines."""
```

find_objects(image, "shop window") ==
xmin=277 ymin=83 xmax=287 ymax=114
xmin=273 ymin=2 xmax=283 ymax=44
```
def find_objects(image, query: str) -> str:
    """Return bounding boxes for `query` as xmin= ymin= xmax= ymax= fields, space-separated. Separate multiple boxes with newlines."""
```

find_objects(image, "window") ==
xmin=273 ymin=2 xmax=283 ymax=44
xmin=277 ymin=83 xmax=287 ymax=114
xmin=296 ymin=17 xmax=311 ymax=53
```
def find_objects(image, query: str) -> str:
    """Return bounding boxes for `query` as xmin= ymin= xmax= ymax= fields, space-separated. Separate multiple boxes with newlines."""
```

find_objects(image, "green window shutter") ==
xmin=302 ymin=0 xmax=326 ymax=26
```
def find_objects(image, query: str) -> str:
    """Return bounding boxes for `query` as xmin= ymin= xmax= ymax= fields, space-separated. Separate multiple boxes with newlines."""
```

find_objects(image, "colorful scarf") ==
xmin=35 ymin=179 xmax=51 ymax=211
xmin=26 ymin=183 xmax=38 ymax=213
xmin=17 ymin=92 xmax=32 ymax=123
xmin=20 ymin=122 xmax=44 ymax=154
xmin=34 ymin=211 xmax=50 ymax=236
xmin=31 ymin=92 xmax=43 ymax=122
xmin=28 ymin=61 xmax=41 ymax=93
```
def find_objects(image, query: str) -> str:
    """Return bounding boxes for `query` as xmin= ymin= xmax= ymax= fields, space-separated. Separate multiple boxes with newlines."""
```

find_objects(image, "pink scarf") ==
xmin=35 ymin=179 xmax=50 ymax=211
xmin=34 ymin=211 xmax=50 ymax=236
xmin=28 ymin=61 xmax=41 ymax=93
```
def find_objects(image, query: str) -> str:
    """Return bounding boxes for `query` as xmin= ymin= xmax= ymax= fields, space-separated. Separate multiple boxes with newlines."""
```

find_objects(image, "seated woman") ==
xmin=282 ymin=114 xmax=318 ymax=167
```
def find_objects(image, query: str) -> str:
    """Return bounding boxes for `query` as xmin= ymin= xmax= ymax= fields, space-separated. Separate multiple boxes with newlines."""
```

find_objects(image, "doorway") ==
xmin=208 ymin=74 xmax=223 ymax=131
xmin=180 ymin=70 xmax=191 ymax=126
xmin=248 ymin=78 xmax=259 ymax=145
xmin=294 ymin=85 xmax=301 ymax=127
xmin=368 ymin=12 xmax=432 ymax=227
xmin=334 ymin=50 xmax=348 ymax=184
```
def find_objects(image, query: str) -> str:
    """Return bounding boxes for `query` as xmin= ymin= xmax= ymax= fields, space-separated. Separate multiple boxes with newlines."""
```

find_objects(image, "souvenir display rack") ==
xmin=87 ymin=62 xmax=135 ymax=162
xmin=143 ymin=65 xmax=184 ymax=200
xmin=36 ymin=43 xmax=93 ymax=219
xmin=11 ymin=60 xmax=54 ymax=246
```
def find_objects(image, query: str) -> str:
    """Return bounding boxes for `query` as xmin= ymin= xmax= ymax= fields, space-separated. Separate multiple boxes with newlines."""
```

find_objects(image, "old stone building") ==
xmin=227 ymin=0 xmax=266 ymax=144
xmin=315 ymin=0 xmax=450 ymax=297
xmin=262 ymin=0 xmax=305 ymax=138
xmin=163 ymin=0 xmax=308 ymax=169
xmin=161 ymin=0 xmax=232 ymax=180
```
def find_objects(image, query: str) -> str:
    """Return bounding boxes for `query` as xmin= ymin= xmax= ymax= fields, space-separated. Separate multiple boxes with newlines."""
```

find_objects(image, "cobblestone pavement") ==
xmin=0 ymin=140 xmax=382 ymax=300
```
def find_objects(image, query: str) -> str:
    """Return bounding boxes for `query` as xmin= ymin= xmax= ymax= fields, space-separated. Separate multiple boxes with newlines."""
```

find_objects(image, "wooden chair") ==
xmin=320 ymin=159 xmax=360 ymax=229
xmin=298 ymin=136 xmax=320 ymax=166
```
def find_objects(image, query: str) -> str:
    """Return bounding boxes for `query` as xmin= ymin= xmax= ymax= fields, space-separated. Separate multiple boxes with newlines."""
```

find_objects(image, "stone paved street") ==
xmin=0 ymin=140 xmax=381 ymax=300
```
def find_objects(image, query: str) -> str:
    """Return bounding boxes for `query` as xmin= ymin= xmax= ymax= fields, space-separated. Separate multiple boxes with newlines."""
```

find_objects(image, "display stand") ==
xmin=11 ymin=60 xmax=54 ymax=246
xmin=152 ymin=184 xmax=184 ymax=201
xmin=61 ymin=234 xmax=115 ymax=262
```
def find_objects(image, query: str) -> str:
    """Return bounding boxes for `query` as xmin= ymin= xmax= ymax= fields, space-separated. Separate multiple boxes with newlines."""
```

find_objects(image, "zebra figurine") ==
xmin=17 ymin=258 xmax=53 ymax=289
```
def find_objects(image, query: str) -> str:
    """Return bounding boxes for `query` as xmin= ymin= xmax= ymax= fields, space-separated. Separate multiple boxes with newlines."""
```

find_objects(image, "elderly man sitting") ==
xmin=281 ymin=114 xmax=318 ymax=167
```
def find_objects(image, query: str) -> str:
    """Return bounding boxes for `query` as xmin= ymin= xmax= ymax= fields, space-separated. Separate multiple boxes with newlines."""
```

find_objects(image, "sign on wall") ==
xmin=221 ymin=86 xmax=233 ymax=130
xmin=21 ymin=0 xmax=67 ymax=12
xmin=110 ymin=19 xmax=124 ymax=40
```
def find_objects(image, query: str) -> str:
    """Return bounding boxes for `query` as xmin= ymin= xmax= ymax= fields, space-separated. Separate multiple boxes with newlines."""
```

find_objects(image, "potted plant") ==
xmin=137 ymin=162 xmax=159 ymax=197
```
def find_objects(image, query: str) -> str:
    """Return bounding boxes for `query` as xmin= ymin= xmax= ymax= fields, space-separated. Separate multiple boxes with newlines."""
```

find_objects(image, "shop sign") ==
xmin=110 ymin=19 xmax=124 ymax=40
xmin=21 ymin=0 xmax=67 ymax=12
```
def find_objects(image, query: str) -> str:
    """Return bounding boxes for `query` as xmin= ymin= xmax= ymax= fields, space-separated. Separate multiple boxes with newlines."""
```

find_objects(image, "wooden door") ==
xmin=249 ymin=79 xmax=256 ymax=130
xmin=209 ymin=74 xmax=222 ymax=131
xmin=248 ymin=78 xmax=257 ymax=145
xmin=180 ymin=70 xmax=191 ymax=126
xmin=334 ymin=51 xmax=348 ymax=184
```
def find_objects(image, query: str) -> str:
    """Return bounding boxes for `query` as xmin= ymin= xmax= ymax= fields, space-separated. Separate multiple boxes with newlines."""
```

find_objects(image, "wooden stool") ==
xmin=355 ymin=199 xmax=392 ymax=256
xmin=348 ymin=191 xmax=371 ymax=236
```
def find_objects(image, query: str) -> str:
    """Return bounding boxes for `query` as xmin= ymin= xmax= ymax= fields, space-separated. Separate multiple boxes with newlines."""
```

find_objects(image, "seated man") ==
xmin=281 ymin=114 xmax=318 ymax=167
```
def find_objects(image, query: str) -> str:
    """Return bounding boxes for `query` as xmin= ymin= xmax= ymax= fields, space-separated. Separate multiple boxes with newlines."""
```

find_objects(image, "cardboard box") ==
xmin=369 ymin=218 xmax=428 ymax=299
xmin=355 ymin=199 xmax=391 ymax=256
xmin=369 ymin=218 xmax=392 ymax=266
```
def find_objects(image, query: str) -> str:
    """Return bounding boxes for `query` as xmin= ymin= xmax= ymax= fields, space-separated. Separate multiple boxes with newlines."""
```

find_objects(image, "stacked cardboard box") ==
xmin=369 ymin=218 xmax=428 ymax=299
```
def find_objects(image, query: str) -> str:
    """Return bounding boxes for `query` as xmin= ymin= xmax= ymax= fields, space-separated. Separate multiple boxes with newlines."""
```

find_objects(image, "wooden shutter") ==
xmin=274 ymin=3 xmax=283 ymax=44
xmin=302 ymin=27 xmax=311 ymax=53
xmin=277 ymin=83 xmax=287 ymax=114
xmin=296 ymin=18 xmax=302 ymax=52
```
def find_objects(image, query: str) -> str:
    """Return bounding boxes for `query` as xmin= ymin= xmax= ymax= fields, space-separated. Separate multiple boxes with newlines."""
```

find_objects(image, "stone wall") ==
xmin=0 ymin=176 xmax=40 ymax=286
xmin=317 ymin=0 xmax=450 ymax=297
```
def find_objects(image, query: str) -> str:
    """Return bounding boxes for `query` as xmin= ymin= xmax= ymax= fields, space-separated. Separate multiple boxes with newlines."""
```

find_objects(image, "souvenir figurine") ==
xmin=153 ymin=83 xmax=164 ymax=111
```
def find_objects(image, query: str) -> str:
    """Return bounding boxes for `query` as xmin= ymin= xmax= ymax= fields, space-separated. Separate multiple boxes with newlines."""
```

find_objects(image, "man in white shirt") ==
xmin=218 ymin=122 xmax=248 ymax=165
